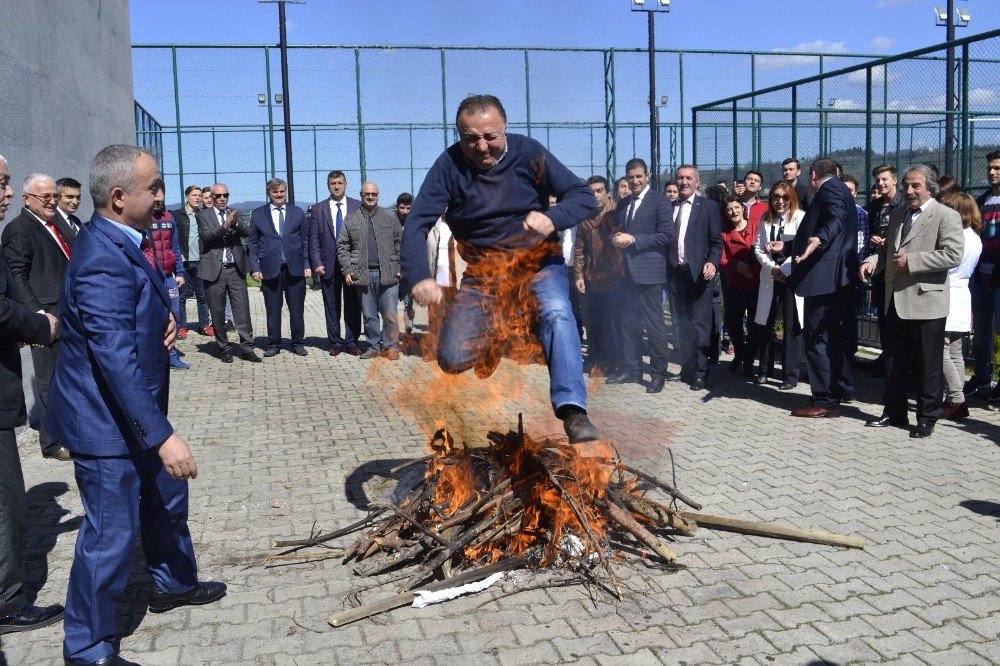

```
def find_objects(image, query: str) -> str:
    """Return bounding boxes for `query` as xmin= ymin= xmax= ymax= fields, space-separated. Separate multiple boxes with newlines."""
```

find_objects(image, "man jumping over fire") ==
xmin=400 ymin=94 xmax=600 ymax=443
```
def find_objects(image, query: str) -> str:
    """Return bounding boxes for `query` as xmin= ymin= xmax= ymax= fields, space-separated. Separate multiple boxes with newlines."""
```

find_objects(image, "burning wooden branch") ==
xmin=268 ymin=417 xmax=865 ymax=627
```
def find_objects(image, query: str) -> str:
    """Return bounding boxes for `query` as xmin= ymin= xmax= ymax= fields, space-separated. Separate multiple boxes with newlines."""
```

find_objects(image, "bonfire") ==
xmin=269 ymin=417 xmax=864 ymax=627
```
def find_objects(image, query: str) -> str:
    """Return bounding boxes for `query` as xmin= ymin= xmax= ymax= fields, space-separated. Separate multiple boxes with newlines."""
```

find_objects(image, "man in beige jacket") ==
xmin=861 ymin=164 xmax=963 ymax=438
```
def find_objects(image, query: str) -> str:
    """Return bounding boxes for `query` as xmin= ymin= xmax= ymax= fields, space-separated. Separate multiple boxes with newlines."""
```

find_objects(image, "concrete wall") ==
xmin=0 ymin=0 xmax=134 ymax=221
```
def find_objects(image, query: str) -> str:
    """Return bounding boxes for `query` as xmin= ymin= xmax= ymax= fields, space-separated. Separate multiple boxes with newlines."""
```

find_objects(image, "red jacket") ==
xmin=720 ymin=218 xmax=759 ymax=288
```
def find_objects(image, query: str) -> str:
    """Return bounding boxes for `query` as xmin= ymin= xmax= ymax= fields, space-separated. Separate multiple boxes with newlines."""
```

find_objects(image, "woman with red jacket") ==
xmin=719 ymin=195 xmax=759 ymax=376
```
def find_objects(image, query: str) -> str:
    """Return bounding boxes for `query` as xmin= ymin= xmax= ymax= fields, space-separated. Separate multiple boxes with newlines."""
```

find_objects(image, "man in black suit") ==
xmin=0 ymin=156 xmax=64 ymax=635
xmin=55 ymin=177 xmax=83 ymax=235
xmin=309 ymin=170 xmax=363 ymax=356
xmin=782 ymin=158 xmax=811 ymax=210
xmin=196 ymin=183 xmax=261 ymax=363
xmin=248 ymin=178 xmax=310 ymax=357
xmin=605 ymin=158 xmax=675 ymax=393
xmin=667 ymin=165 xmax=723 ymax=390
xmin=1 ymin=173 xmax=75 ymax=460
xmin=787 ymin=158 xmax=859 ymax=418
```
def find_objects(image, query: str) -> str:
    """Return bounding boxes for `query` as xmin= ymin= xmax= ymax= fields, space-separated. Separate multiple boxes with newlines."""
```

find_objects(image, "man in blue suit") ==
xmin=248 ymin=178 xmax=310 ymax=357
xmin=666 ymin=165 xmax=723 ymax=391
xmin=606 ymin=158 xmax=675 ymax=393
xmin=309 ymin=170 xmax=363 ymax=356
xmin=787 ymin=157 xmax=859 ymax=418
xmin=47 ymin=145 xmax=225 ymax=665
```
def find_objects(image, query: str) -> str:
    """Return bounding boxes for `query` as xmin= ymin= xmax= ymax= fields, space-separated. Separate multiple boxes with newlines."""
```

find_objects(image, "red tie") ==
xmin=45 ymin=220 xmax=71 ymax=260
xmin=140 ymin=238 xmax=158 ymax=271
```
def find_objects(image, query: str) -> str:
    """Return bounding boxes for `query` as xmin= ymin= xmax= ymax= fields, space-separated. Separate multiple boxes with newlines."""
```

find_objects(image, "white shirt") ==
xmin=901 ymin=198 xmax=933 ymax=239
xmin=56 ymin=207 xmax=78 ymax=232
xmin=269 ymin=203 xmax=284 ymax=234
xmin=625 ymin=185 xmax=650 ymax=223
xmin=328 ymin=197 xmax=346 ymax=237
xmin=673 ymin=194 xmax=694 ymax=264
xmin=26 ymin=209 xmax=70 ymax=260
xmin=435 ymin=220 xmax=452 ymax=286
xmin=560 ymin=227 xmax=576 ymax=266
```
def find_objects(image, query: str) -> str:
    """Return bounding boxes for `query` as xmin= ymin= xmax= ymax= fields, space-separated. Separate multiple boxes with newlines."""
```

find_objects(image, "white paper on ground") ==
xmin=411 ymin=572 xmax=506 ymax=608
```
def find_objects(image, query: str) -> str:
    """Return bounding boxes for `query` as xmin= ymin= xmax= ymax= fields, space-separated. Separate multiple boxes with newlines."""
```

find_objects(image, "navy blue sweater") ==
xmin=401 ymin=133 xmax=596 ymax=285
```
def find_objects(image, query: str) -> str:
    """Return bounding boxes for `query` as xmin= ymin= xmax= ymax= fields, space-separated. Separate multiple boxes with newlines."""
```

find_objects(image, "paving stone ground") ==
xmin=2 ymin=287 xmax=999 ymax=665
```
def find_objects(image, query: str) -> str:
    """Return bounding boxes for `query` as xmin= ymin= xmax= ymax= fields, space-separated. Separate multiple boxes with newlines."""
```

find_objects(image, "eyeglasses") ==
xmin=770 ymin=195 xmax=790 ymax=201
xmin=25 ymin=192 xmax=56 ymax=203
xmin=213 ymin=192 xmax=229 ymax=198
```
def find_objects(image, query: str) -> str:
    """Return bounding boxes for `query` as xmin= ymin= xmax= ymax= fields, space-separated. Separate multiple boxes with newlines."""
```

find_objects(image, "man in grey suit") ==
xmin=196 ymin=183 xmax=260 ymax=363
xmin=861 ymin=165 xmax=963 ymax=438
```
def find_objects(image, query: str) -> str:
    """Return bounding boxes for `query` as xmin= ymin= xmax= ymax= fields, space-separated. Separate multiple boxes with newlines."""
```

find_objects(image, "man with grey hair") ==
xmin=197 ymin=182 xmax=259 ymax=363
xmin=0 ymin=154 xmax=64 ymax=636
xmin=861 ymin=164 xmax=964 ymax=438
xmin=1 ymin=172 xmax=75 ymax=460
xmin=48 ymin=144 xmax=226 ymax=664
xmin=248 ymin=177 xmax=310 ymax=356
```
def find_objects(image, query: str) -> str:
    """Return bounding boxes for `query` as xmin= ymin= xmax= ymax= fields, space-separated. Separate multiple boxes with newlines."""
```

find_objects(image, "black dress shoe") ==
xmin=646 ymin=377 xmax=665 ymax=393
xmin=911 ymin=420 xmax=935 ymax=438
xmin=291 ymin=345 xmax=308 ymax=356
xmin=690 ymin=378 xmax=706 ymax=391
xmin=329 ymin=344 xmax=342 ymax=357
xmin=66 ymin=654 xmax=141 ymax=665
xmin=728 ymin=359 xmax=743 ymax=372
xmin=0 ymin=603 xmax=64 ymax=634
xmin=43 ymin=444 xmax=72 ymax=461
xmin=865 ymin=415 xmax=909 ymax=428
xmin=345 ymin=344 xmax=362 ymax=356
xmin=148 ymin=581 xmax=227 ymax=614
xmin=778 ymin=380 xmax=797 ymax=391
xmin=561 ymin=411 xmax=600 ymax=443
xmin=241 ymin=348 xmax=262 ymax=363
xmin=264 ymin=347 xmax=280 ymax=358
xmin=220 ymin=351 xmax=234 ymax=364
xmin=606 ymin=372 xmax=641 ymax=385
xmin=753 ymin=374 xmax=767 ymax=385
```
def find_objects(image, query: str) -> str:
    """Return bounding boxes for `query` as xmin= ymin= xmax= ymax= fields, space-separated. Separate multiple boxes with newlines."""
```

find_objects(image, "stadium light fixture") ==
xmin=258 ymin=93 xmax=267 ymax=106
xmin=274 ymin=93 xmax=283 ymax=105
xmin=934 ymin=7 xmax=948 ymax=24
xmin=957 ymin=7 xmax=971 ymax=25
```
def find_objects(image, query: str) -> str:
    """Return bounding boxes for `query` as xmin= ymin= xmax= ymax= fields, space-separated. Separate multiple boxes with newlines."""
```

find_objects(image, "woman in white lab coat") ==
xmin=753 ymin=182 xmax=806 ymax=389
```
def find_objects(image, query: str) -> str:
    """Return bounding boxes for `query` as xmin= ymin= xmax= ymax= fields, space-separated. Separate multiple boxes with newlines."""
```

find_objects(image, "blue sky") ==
xmin=130 ymin=0 xmax=998 ymax=54
xmin=129 ymin=0 xmax=1000 ymax=204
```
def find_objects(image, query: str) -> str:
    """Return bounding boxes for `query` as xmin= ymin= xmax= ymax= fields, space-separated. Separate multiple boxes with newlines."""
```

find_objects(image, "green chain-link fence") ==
xmin=692 ymin=28 xmax=1000 ymax=194
xmin=130 ymin=43 xmax=883 ymax=206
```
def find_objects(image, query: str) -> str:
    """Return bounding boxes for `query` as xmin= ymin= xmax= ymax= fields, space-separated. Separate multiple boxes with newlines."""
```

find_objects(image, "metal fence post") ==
xmin=865 ymin=66 xmax=873 ymax=190
xmin=604 ymin=49 xmax=617 ymax=182
xmin=440 ymin=49 xmax=449 ymax=150
xmin=818 ymin=55 xmax=825 ymax=154
xmin=731 ymin=100 xmax=738 ymax=183
xmin=313 ymin=127 xmax=319 ymax=203
xmin=678 ymin=52 xmax=685 ymax=165
xmin=354 ymin=48 xmax=366 ymax=181
xmin=791 ymin=85 xmax=798 ymax=160
xmin=211 ymin=127 xmax=217 ymax=182
xmin=171 ymin=47 xmax=184 ymax=196
xmin=691 ymin=107 xmax=698 ymax=167
xmin=524 ymin=50 xmax=532 ymax=138
xmin=960 ymin=42 xmax=970 ymax=189
xmin=265 ymin=46 xmax=276 ymax=180
xmin=409 ymin=127 xmax=415 ymax=193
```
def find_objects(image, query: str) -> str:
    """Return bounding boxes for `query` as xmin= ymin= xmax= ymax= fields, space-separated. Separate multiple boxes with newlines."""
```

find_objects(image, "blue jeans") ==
xmin=165 ymin=275 xmax=181 ymax=362
xmin=971 ymin=271 xmax=995 ymax=381
xmin=358 ymin=268 xmax=399 ymax=350
xmin=438 ymin=259 xmax=586 ymax=415
xmin=182 ymin=260 xmax=211 ymax=329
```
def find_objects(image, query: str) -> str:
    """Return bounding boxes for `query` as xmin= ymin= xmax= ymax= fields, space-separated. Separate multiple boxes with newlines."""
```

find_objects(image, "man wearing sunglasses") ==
xmin=1 ymin=173 xmax=75 ymax=461
xmin=196 ymin=184 xmax=260 ymax=363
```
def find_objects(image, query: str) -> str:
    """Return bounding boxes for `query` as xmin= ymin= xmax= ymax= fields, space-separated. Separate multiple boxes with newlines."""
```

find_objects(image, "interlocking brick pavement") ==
xmin=2 ymin=287 xmax=999 ymax=665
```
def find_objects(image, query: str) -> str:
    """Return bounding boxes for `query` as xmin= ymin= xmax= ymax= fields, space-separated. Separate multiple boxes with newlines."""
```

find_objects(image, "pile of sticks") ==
xmin=269 ymin=418 xmax=865 ymax=627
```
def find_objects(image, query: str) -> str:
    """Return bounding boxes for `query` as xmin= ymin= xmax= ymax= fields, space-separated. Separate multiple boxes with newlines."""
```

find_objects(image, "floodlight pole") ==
xmin=944 ymin=0 xmax=955 ymax=178
xmin=647 ymin=11 xmax=658 ymax=190
xmin=278 ymin=1 xmax=295 ymax=204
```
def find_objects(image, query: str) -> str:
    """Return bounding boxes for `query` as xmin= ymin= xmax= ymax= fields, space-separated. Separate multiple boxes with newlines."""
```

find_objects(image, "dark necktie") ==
xmin=901 ymin=208 xmax=918 ymax=241
xmin=219 ymin=210 xmax=234 ymax=263
xmin=335 ymin=202 xmax=344 ymax=237
xmin=139 ymin=237 xmax=157 ymax=271
xmin=277 ymin=206 xmax=286 ymax=263
xmin=45 ymin=220 xmax=71 ymax=260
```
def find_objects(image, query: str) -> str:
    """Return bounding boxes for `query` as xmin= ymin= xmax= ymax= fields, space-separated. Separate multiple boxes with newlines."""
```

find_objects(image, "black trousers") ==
xmin=803 ymin=287 xmax=855 ymax=409
xmin=619 ymin=276 xmax=671 ymax=379
xmin=581 ymin=287 xmax=620 ymax=373
xmin=261 ymin=264 xmax=306 ymax=347
xmin=883 ymin=302 xmax=945 ymax=421
xmin=722 ymin=282 xmax=758 ymax=366
xmin=30 ymin=342 xmax=60 ymax=454
xmin=0 ymin=428 xmax=27 ymax=616
xmin=669 ymin=265 xmax=714 ymax=381
xmin=204 ymin=265 xmax=253 ymax=353
xmin=758 ymin=282 xmax=803 ymax=383
xmin=320 ymin=271 xmax=361 ymax=347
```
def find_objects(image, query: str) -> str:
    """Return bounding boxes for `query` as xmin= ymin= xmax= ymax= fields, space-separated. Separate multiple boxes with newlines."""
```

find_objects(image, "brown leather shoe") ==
xmin=790 ymin=404 xmax=841 ymax=418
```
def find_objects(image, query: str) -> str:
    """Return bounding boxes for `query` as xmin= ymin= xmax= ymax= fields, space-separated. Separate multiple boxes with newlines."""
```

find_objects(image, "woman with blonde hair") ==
xmin=939 ymin=191 xmax=983 ymax=420
xmin=753 ymin=181 xmax=805 ymax=389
